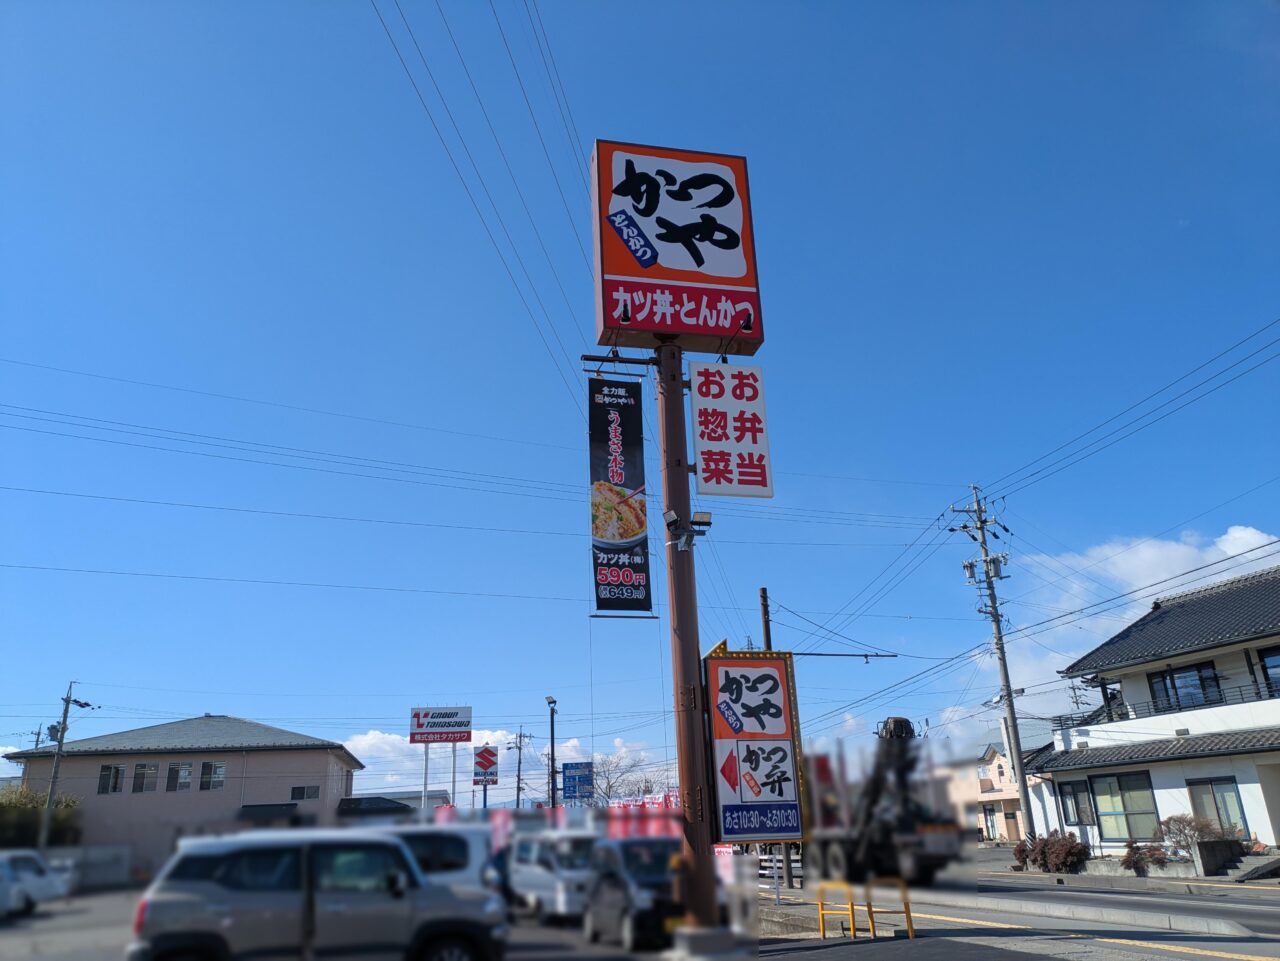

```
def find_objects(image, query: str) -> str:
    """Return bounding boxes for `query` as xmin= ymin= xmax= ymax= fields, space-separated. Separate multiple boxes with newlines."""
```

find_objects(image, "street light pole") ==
xmin=656 ymin=341 xmax=718 ymax=929
xmin=546 ymin=696 xmax=557 ymax=808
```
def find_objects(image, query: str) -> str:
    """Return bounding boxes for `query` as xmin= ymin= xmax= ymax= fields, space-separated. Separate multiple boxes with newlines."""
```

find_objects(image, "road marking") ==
xmin=763 ymin=892 xmax=1280 ymax=959
xmin=912 ymin=911 xmax=1033 ymax=930
xmin=1091 ymin=938 xmax=1279 ymax=961
xmin=915 ymin=909 xmax=1278 ymax=960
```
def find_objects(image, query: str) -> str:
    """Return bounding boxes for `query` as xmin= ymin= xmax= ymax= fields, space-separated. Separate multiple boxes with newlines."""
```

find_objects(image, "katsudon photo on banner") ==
xmin=588 ymin=377 xmax=651 ymax=613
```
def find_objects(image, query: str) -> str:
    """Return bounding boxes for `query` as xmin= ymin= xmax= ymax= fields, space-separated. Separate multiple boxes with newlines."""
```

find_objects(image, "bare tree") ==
xmin=590 ymin=750 xmax=648 ymax=803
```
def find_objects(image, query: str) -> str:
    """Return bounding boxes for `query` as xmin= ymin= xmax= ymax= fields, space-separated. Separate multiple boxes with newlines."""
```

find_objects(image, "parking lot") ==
xmin=0 ymin=889 xmax=654 ymax=960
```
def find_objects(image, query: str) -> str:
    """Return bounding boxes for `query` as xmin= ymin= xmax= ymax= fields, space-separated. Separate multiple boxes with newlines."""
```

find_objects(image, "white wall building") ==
xmin=1027 ymin=564 xmax=1280 ymax=854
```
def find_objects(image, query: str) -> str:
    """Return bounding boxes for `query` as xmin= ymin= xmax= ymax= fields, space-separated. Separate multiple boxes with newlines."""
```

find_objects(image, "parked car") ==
xmin=508 ymin=829 xmax=597 ymax=922
xmin=582 ymin=838 xmax=682 ymax=951
xmin=0 ymin=849 xmax=68 ymax=917
xmin=380 ymin=824 xmax=503 ymax=895
xmin=125 ymin=829 xmax=508 ymax=961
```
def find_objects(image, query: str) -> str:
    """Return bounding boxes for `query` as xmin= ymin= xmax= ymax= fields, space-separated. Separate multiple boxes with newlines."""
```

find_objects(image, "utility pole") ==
xmin=656 ymin=342 xmax=717 ymax=929
xmin=508 ymin=727 xmax=532 ymax=809
xmin=953 ymin=485 xmax=1035 ymax=841
xmin=29 ymin=728 xmax=44 ymax=750
xmin=759 ymin=586 xmax=773 ymax=651
xmin=39 ymin=682 xmax=91 ymax=852
xmin=759 ymin=585 xmax=793 ymax=888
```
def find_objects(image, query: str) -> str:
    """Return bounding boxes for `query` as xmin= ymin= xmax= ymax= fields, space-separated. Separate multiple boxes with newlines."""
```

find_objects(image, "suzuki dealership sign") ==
xmin=473 ymin=745 xmax=498 ymax=786
xmin=409 ymin=706 xmax=472 ymax=744
xmin=705 ymin=644 xmax=804 ymax=842
xmin=592 ymin=140 xmax=763 ymax=355
xmin=690 ymin=361 xmax=773 ymax=498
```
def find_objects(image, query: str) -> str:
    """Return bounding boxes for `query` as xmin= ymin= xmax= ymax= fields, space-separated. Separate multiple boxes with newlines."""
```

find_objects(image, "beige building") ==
xmin=937 ymin=743 xmax=1045 ymax=843
xmin=5 ymin=714 xmax=363 ymax=878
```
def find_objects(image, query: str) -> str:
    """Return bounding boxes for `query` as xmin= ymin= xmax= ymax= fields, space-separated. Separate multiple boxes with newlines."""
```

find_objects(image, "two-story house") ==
xmin=1027 ymin=564 xmax=1280 ymax=854
xmin=937 ymin=743 xmax=1051 ymax=842
xmin=4 ymin=714 xmax=365 ymax=877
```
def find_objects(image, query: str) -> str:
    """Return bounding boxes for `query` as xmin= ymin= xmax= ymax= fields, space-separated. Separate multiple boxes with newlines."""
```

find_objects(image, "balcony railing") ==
xmin=1051 ymin=682 xmax=1279 ymax=731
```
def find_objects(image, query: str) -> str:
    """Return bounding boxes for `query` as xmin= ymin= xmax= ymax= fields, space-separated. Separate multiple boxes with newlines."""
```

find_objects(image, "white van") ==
xmin=0 ymin=849 xmax=68 ymax=916
xmin=508 ymin=830 xmax=597 ymax=922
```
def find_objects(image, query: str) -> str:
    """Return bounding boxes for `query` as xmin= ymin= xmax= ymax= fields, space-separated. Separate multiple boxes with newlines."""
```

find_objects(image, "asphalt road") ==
xmin=957 ymin=873 xmax=1280 ymax=936
xmin=7 ymin=885 xmax=1280 ymax=961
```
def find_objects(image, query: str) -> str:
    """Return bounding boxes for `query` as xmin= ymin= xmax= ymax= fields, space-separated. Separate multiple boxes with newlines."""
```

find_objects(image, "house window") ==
xmin=997 ymin=764 xmax=1005 ymax=781
xmin=1259 ymin=646 xmax=1280 ymax=697
xmin=976 ymin=765 xmax=989 ymax=779
xmin=1147 ymin=662 xmax=1221 ymax=712
xmin=1187 ymin=778 xmax=1249 ymax=839
xmin=97 ymin=764 xmax=125 ymax=794
xmin=132 ymin=762 xmax=159 ymax=793
xmin=200 ymin=761 xmax=227 ymax=791
xmin=1090 ymin=772 xmax=1159 ymax=840
xmin=291 ymin=785 xmax=320 ymax=801
xmin=167 ymin=761 xmax=193 ymax=792
xmin=1058 ymin=780 xmax=1094 ymax=826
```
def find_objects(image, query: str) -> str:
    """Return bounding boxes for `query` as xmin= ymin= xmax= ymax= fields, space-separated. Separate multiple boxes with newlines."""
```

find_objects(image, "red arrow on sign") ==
xmin=719 ymin=750 xmax=738 ymax=791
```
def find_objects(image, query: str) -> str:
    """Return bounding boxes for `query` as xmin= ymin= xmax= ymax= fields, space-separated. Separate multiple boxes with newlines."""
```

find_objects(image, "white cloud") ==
xmin=931 ymin=524 xmax=1278 ymax=758
xmin=0 ymin=748 xmax=22 ymax=779
xmin=344 ymin=728 xmax=522 ymax=793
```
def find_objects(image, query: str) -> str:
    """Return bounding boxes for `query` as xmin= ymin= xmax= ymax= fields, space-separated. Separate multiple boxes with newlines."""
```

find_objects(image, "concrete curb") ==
xmin=757 ymin=890 xmax=1254 ymax=939
xmin=960 ymin=868 xmax=1280 ymax=897
xmin=907 ymin=889 xmax=1254 ymax=937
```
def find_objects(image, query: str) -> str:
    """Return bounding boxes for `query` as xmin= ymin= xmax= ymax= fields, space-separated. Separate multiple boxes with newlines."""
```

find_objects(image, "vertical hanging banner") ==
xmin=588 ymin=378 xmax=651 ymax=612
xmin=705 ymin=643 xmax=805 ymax=842
xmin=690 ymin=362 xmax=773 ymax=498
xmin=592 ymin=140 xmax=763 ymax=355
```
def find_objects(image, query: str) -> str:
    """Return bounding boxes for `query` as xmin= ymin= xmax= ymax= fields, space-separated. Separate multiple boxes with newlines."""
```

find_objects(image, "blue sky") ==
xmin=3 ymin=1 xmax=1278 ymax=801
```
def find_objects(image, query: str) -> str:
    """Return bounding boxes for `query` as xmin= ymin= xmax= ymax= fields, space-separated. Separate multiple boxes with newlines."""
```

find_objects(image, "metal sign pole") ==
xmin=420 ymin=743 xmax=430 ymax=823
xmin=656 ymin=341 xmax=718 ymax=929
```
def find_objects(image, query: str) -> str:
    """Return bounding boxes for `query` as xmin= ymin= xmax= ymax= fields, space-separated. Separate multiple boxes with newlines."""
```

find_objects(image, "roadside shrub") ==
xmin=1044 ymin=831 xmax=1091 ymax=873
xmin=1120 ymin=841 xmax=1168 ymax=875
xmin=1012 ymin=838 xmax=1031 ymax=868
xmin=1158 ymin=814 xmax=1223 ymax=858
xmin=1028 ymin=834 xmax=1050 ymax=872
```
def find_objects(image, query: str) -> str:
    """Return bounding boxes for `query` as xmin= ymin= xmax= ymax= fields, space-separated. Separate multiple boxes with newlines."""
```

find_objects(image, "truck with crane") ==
xmin=803 ymin=716 xmax=962 ymax=886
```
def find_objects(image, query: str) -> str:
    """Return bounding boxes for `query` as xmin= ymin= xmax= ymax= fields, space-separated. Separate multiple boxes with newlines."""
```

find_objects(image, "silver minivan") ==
xmin=508 ymin=830 xmax=596 ymax=922
xmin=125 ymin=829 xmax=507 ymax=961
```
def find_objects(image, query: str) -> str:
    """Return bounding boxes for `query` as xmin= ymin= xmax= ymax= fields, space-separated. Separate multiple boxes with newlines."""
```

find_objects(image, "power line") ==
xmin=388 ymin=0 xmax=587 ymax=369
xmin=995 ymin=344 xmax=1280 ymax=499
xmin=518 ymin=0 xmax=589 ymax=191
xmin=366 ymin=0 xmax=584 ymax=418
xmin=484 ymin=0 xmax=592 ymax=267
xmin=0 ymin=403 xmax=578 ymax=494
xmin=0 ymin=357 xmax=577 ymax=452
xmin=986 ymin=319 xmax=1280 ymax=497
xmin=526 ymin=0 xmax=589 ymax=185
xmin=0 ymin=422 xmax=584 ymax=505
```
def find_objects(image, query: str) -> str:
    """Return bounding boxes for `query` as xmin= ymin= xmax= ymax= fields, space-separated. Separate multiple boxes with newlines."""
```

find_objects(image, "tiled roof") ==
xmin=3 ymin=715 xmax=363 ymax=769
xmin=1061 ymin=563 xmax=1280 ymax=677
xmin=1028 ymin=726 xmax=1280 ymax=774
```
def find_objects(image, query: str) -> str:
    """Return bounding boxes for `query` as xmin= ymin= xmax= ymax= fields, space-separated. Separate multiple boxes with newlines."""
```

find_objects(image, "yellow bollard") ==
xmin=864 ymin=877 xmax=915 ymax=939
xmin=815 ymin=881 xmax=858 ymax=939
